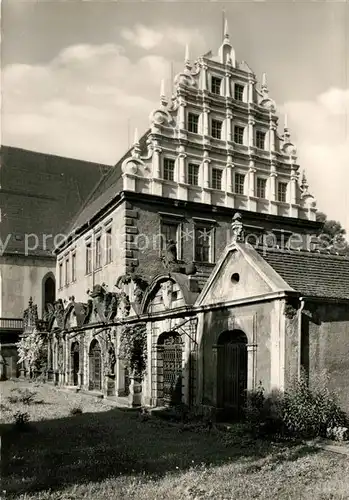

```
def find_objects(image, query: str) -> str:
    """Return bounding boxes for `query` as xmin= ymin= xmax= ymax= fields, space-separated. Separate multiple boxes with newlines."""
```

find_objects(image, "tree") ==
xmin=17 ymin=331 xmax=47 ymax=375
xmin=316 ymin=212 xmax=349 ymax=255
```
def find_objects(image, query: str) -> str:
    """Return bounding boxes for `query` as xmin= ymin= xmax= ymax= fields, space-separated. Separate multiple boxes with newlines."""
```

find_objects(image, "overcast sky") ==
xmin=2 ymin=0 xmax=348 ymax=235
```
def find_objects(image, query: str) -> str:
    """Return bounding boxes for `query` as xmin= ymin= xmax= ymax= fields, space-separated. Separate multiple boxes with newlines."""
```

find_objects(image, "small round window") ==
xmin=231 ymin=273 xmax=240 ymax=284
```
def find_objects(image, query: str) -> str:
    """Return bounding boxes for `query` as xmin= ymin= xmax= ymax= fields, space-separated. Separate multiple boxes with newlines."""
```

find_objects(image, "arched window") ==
xmin=43 ymin=274 xmax=55 ymax=317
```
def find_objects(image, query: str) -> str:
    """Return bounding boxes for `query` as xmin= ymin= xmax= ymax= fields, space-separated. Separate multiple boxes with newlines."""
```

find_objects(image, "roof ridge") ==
xmin=255 ymin=245 xmax=349 ymax=260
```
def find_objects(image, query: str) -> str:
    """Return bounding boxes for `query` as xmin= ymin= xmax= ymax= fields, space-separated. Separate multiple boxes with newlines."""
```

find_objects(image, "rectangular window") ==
xmin=188 ymin=113 xmax=199 ymax=133
xmin=58 ymin=262 xmax=63 ymax=289
xmin=86 ymin=242 xmax=92 ymax=274
xmin=161 ymin=222 xmax=178 ymax=248
xmin=211 ymin=76 xmax=222 ymax=95
xmin=195 ymin=226 xmax=212 ymax=263
xmin=234 ymin=84 xmax=244 ymax=101
xmin=234 ymin=126 xmax=244 ymax=144
xmin=71 ymin=253 xmax=76 ymax=282
xmin=235 ymin=173 xmax=245 ymax=195
xmin=211 ymin=168 xmax=222 ymax=190
xmin=277 ymin=182 xmax=287 ymax=203
xmin=65 ymin=258 xmax=70 ymax=286
xmin=256 ymin=178 xmax=267 ymax=199
xmin=256 ymin=130 xmax=266 ymax=149
xmin=95 ymin=235 xmax=102 ymax=269
xmin=106 ymin=228 xmax=112 ymax=264
xmin=188 ymin=163 xmax=199 ymax=186
xmin=211 ymin=119 xmax=222 ymax=139
xmin=163 ymin=158 xmax=175 ymax=181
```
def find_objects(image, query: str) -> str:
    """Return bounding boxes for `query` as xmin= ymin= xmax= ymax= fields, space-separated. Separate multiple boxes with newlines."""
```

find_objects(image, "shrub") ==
xmin=13 ymin=411 xmax=30 ymax=430
xmin=244 ymin=383 xmax=284 ymax=437
xmin=283 ymin=373 xmax=347 ymax=439
xmin=7 ymin=388 xmax=37 ymax=405
xmin=70 ymin=407 xmax=83 ymax=416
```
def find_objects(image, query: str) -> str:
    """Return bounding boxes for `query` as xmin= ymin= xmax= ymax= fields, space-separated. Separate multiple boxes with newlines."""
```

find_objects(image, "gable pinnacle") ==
xmin=224 ymin=18 xmax=229 ymax=40
xmin=284 ymin=113 xmax=288 ymax=131
xmin=160 ymin=79 xmax=168 ymax=106
xmin=185 ymin=43 xmax=190 ymax=66
xmin=261 ymin=73 xmax=268 ymax=94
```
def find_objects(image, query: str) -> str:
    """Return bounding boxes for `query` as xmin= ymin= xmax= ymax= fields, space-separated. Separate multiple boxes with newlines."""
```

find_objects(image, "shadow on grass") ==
xmin=0 ymin=406 xmax=320 ymax=499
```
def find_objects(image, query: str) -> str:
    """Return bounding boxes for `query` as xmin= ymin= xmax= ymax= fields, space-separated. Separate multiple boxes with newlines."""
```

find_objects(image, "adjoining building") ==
xmin=0 ymin=145 xmax=109 ymax=379
xmin=20 ymin=26 xmax=349 ymax=415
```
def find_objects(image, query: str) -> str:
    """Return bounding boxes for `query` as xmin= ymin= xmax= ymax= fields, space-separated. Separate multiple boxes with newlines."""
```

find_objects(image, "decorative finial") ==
xmin=224 ymin=18 xmax=229 ymax=40
xmin=132 ymin=127 xmax=141 ymax=157
xmin=185 ymin=43 xmax=190 ymax=66
xmin=300 ymin=170 xmax=308 ymax=192
xmin=160 ymin=79 xmax=167 ymax=106
xmin=261 ymin=73 xmax=268 ymax=94
xmin=284 ymin=113 xmax=288 ymax=130
xmin=231 ymin=213 xmax=245 ymax=243
xmin=133 ymin=127 xmax=139 ymax=146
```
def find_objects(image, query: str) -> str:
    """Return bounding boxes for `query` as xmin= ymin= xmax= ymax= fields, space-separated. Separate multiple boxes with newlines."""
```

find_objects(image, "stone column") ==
xmin=178 ymin=98 xmax=186 ymax=130
xmin=225 ymin=110 xmax=232 ymax=142
xmin=151 ymin=145 xmax=162 ymax=196
xmin=248 ymin=118 xmax=255 ymax=149
xmin=248 ymin=161 xmax=256 ymax=198
xmin=269 ymin=121 xmax=276 ymax=152
xmin=225 ymin=71 xmax=231 ymax=98
xmin=200 ymin=63 xmax=208 ymax=91
xmin=247 ymin=344 xmax=257 ymax=391
xmin=178 ymin=151 xmax=186 ymax=184
xmin=248 ymin=77 xmax=255 ymax=104
xmin=202 ymin=105 xmax=210 ymax=137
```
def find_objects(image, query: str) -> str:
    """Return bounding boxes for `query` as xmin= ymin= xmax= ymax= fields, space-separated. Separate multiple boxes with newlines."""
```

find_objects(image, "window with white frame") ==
xmin=211 ymin=168 xmax=223 ymax=190
xmin=194 ymin=225 xmax=213 ymax=263
xmin=234 ymin=84 xmax=244 ymax=101
xmin=188 ymin=163 xmax=199 ymax=186
xmin=256 ymin=130 xmax=266 ymax=150
xmin=277 ymin=182 xmax=287 ymax=203
xmin=160 ymin=219 xmax=182 ymax=260
xmin=256 ymin=178 xmax=267 ymax=199
xmin=211 ymin=76 xmax=222 ymax=95
xmin=95 ymin=235 xmax=102 ymax=269
xmin=235 ymin=173 xmax=245 ymax=195
xmin=163 ymin=158 xmax=175 ymax=181
xmin=106 ymin=227 xmax=112 ymax=264
xmin=71 ymin=252 xmax=76 ymax=282
xmin=65 ymin=257 xmax=70 ymax=286
xmin=234 ymin=126 xmax=244 ymax=144
xmin=188 ymin=113 xmax=199 ymax=133
xmin=85 ymin=242 xmax=92 ymax=274
xmin=58 ymin=262 xmax=63 ymax=289
xmin=211 ymin=119 xmax=222 ymax=139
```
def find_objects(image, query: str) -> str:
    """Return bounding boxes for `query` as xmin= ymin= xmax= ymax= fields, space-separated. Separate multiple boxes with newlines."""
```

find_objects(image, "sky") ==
xmin=2 ymin=0 xmax=349 ymax=236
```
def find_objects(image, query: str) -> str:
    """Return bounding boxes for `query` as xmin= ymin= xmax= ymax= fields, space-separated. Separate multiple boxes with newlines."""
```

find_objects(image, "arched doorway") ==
xmin=89 ymin=339 xmax=102 ymax=391
xmin=158 ymin=332 xmax=183 ymax=406
xmin=71 ymin=342 xmax=80 ymax=386
xmin=217 ymin=330 xmax=248 ymax=417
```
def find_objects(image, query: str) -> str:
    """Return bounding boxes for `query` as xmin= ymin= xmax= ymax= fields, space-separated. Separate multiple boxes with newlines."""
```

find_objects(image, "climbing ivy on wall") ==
xmin=16 ymin=332 xmax=47 ymax=374
xmin=119 ymin=323 xmax=147 ymax=379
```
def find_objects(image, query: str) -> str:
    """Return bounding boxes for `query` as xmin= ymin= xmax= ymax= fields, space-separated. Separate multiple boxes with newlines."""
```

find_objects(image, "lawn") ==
xmin=1 ymin=380 xmax=349 ymax=500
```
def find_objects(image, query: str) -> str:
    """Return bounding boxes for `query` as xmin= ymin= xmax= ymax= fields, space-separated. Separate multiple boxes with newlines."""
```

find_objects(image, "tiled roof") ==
xmin=1 ymin=146 xmax=110 ymax=256
xmin=256 ymin=247 xmax=349 ymax=300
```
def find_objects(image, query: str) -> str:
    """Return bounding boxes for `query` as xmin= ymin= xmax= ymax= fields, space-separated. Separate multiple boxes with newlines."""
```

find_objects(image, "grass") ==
xmin=1 ymin=380 xmax=349 ymax=499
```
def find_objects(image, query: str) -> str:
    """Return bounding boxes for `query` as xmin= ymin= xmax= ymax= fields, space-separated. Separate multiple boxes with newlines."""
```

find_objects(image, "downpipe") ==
xmin=297 ymin=297 xmax=305 ymax=379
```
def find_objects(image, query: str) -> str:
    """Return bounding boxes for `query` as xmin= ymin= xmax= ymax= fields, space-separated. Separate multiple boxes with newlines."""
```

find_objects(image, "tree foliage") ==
xmin=316 ymin=211 xmax=349 ymax=254
xmin=119 ymin=323 xmax=147 ymax=379
xmin=16 ymin=331 xmax=47 ymax=373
